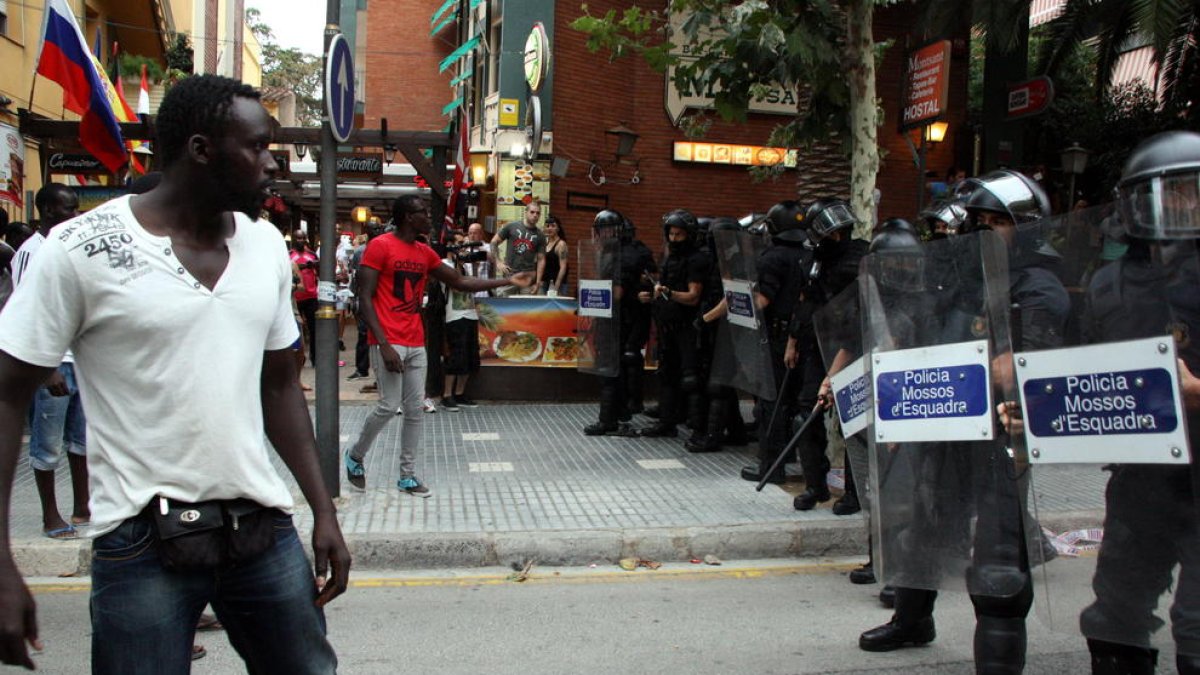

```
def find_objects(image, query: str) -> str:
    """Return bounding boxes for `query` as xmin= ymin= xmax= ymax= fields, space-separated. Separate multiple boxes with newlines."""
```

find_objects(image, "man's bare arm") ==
xmin=260 ymin=349 xmax=350 ymax=607
xmin=0 ymin=351 xmax=54 ymax=668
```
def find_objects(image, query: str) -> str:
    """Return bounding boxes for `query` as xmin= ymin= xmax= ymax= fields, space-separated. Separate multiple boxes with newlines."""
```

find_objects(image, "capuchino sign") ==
xmin=48 ymin=152 xmax=105 ymax=174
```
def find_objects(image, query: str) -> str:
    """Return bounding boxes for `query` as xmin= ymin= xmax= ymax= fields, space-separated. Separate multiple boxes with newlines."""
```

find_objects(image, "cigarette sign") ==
xmin=1007 ymin=76 xmax=1055 ymax=119
xmin=900 ymin=41 xmax=951 ymax=130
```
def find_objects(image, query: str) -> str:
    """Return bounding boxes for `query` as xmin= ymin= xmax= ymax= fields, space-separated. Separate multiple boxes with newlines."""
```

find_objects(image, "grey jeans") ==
xmin=349 ymin=345 xmax=426 ymax=478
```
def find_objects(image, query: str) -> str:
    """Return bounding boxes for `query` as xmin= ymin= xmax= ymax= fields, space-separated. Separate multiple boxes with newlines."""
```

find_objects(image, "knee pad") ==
xmin=969 ymin=566 xmax=1033 ymax=618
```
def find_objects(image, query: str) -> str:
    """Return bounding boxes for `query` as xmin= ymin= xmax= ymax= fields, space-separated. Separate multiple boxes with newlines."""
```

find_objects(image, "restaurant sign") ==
xmin=900 ymin=40 xmax=951 ymax=130
xmin=336 ymin=153 xmax=383 ymax=179
xmin=47 ymin=152 xmax=107 ymax=175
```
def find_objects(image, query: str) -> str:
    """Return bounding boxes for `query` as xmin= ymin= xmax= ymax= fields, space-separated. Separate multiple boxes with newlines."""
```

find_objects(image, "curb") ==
xmin=12 ymin=511 xmax=1102 ymax=577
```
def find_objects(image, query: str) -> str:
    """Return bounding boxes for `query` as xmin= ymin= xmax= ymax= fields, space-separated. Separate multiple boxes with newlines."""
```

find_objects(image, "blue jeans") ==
xmin=28 ymin=363 xmax=86 ymax=472
xmin=90 ymin=513 xmax=337 ymax=675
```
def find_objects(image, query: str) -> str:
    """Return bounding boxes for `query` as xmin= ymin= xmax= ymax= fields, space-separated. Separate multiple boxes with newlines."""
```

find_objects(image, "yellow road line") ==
xmin=30 ymin=561 xmax=860 ymax=594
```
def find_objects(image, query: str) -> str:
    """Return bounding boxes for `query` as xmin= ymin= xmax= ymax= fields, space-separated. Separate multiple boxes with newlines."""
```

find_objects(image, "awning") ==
xmin=430 ymin=0 xmax=456 ymax=27
xmin=442 ymin=96 xmax=464 ymax=115
xmin=450 ymin=69 xmax=472 ymax=86
xmin=438 ymin=35 xmax=480 ymax=73
xmin=430 ymin=0 xmax=484 ymax=36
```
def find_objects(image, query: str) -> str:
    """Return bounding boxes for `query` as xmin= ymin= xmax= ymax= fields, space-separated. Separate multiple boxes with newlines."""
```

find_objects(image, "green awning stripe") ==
xmin=442 ymin=96 xmax=464 ymax=115
xmin=450 ymin=70 xmax=471 ymax=86
xmin=469 ymin=0 xmax=482 ymax=8
xmin=430 ymin=15 xmax=455 ymax=36
xmin=438 ymin=35 xmax=480 ymax=73
xmin=430 ymin=0 xmax=456 ymax=26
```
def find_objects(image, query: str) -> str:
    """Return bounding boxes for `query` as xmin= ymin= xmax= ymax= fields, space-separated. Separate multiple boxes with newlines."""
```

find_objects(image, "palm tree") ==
xmin=1036 ymin=0 xmax=1200 ymax=119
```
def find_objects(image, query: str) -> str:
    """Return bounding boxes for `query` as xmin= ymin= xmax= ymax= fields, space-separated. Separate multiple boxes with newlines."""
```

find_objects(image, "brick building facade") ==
xmin=364 ymin=1 xmax=968 ymax=250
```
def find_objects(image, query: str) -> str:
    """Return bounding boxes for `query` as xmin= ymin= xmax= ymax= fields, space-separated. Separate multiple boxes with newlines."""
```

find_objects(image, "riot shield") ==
xmin=576 ymin=237 xmax=621 ymax=377
xmin=814 ymin=281 xmax=872 ymax=505
xmin=709 ymin=229 xmax=777 ymax=400
xmin=861 ymin=230 xmax=1032 ymax=597
xmin=1009 ymin=204 xmax=1200 ymax=657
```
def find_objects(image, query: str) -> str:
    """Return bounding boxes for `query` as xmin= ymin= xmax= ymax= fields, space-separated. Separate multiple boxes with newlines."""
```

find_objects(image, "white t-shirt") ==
xmin=10 ymin=232 xmax=74 ymax=364
xmin=0 ymin=196 xmax=301 ymax=535
xmin=442 ymin=259 xmax=478 ymax=322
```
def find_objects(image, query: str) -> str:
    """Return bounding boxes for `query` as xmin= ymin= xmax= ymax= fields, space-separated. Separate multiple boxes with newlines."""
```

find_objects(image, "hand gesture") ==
xmin=509 ymin=271 xmax=535 ymax=287
xmin=379 ymin=344 xmax=404 ymax=373
xmin=0 ymin=564 xmax=40 ymax=670
xmin=311 ymin=512 xmax=351 ymax=608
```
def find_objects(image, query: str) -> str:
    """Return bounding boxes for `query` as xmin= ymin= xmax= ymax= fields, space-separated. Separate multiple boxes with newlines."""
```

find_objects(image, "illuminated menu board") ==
xmin=673 ymin=142 xmax=798 ymax=168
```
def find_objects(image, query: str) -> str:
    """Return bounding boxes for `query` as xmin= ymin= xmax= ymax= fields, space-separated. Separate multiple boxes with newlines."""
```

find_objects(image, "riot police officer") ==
xmin=584 ymin=210 xmax=657 ymax=436
xmin=689 ymin=217 xmax=750 ymax=452
xmin=639 ymin=210 xmax=710 ymax=437
xmin=787 ymin=198 xmax=869 ymax=510
xmin=920 ymin=199 xmax=968 ymax=239
xmin=1075 ymin=131 xmax=1200 ymax=675
xmin=740 ymin=200 xmax=812 ymax=484
xmin=859 ymin=171 xmax=1064 ymax=675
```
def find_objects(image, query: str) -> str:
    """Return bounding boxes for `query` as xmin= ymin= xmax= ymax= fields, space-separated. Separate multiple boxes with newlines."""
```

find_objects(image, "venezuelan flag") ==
xmin=36 ymin=0 xmax=129 ymax=173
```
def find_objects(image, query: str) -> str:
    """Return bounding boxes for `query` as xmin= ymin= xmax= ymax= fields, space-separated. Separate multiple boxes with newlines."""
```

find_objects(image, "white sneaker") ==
xmin=423 ymin=398 xmax=437 ymax=413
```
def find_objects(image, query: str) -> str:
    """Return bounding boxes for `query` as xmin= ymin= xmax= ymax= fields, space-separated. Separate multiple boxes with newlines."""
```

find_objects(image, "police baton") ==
xmin=761 ymin=365 xmax=793 ymax=445
xmin=756 ymin=402 xmax=826 ymax=492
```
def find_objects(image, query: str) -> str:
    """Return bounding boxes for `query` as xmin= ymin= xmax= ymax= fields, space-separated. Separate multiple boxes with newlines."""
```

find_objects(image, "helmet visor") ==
xmin=975 ymin=174 xmax=1043 ymax=225
xmin=1119 ymin=172 xmax=1200 ymax=240
xmin=875 ymin=250 xmax=927 ymax=293
xmin=811 ymin=203 xmax=856 ymax=238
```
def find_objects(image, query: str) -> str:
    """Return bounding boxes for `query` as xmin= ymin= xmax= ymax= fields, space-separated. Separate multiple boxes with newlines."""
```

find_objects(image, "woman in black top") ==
xmin=541 ymin=215 xmax=570 ymax=295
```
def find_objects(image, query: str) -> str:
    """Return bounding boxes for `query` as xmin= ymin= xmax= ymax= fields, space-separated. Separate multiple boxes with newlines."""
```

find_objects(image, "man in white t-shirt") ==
xmin=0 ymin=75 xmax=349 ymax=673
xmin=11 ymin=183 xmax=91 ymax=542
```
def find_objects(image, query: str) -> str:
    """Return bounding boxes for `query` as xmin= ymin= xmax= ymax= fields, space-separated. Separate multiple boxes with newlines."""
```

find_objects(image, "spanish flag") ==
xmin=36 ymin=0 xmax=129 ymax=173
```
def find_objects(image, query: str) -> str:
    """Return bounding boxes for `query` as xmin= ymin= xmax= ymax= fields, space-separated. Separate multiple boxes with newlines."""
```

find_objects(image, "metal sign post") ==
xmin=316 ymin=6 xmax=354 ymax=496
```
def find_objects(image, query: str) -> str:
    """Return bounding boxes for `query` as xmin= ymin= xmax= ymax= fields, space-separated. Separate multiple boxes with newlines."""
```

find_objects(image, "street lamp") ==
xmin=606 ymin=123 xmax=639 ymax=160
xmin=383 ymin=144 xmax=397 ymax=165
xmin=1061 ymin=142 xmax=1090 ymax=207
xmin=293 ymin=141 xmax=309 ymax=161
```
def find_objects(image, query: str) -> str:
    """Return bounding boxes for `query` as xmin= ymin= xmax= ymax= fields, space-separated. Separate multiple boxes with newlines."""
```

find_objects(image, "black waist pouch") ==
xmin=147 ymin=497 xmax=276 ymax=571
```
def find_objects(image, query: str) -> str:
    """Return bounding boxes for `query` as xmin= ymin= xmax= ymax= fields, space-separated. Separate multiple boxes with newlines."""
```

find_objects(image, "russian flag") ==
xmin=36 ymin=0 xmax=128 ymax=173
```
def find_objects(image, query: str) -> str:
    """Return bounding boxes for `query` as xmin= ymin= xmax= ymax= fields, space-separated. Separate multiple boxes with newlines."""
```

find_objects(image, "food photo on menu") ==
xmin=474 ymin=297 xmax=579 ymax=367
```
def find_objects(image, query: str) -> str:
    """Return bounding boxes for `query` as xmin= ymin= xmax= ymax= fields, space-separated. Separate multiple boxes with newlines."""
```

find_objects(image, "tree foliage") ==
xmin=245 ymin=7 xmax=322 ymax=127
xmin=572 ymin=1 xmax=899 ymax=234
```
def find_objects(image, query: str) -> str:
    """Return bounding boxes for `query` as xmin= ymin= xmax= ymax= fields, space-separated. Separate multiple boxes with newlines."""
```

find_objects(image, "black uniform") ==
xmin=594 ymin=237 xmax=657 ymax=429
xmin=642 ymin=243 xmax=710 ymax=436
xmin=789 ymin=238 xmax=869 ymax=496
xmin=749 ymin=238 xmax=813 ymax=481
xmin=690 ymin=240 xmax=747 ymax=451
xmin=1079 ymin=241 xmax=1200 ymax=661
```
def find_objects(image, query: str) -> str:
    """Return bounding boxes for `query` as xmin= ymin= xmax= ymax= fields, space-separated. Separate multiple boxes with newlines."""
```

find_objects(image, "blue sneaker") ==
xmin=397 ymin=476 xmax=431 ymax=498
xmin=344 ymin=451 xmax=366 ymax=490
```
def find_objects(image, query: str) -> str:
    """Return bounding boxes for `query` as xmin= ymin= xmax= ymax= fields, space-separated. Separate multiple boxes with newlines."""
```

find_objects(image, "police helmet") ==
xmin=662 ymin=209 xmax=699 ymax=240
xmin=920 ymin=200 xmax=968 ymax=236
xmin=870 ymin=223 xmax=921 ymax=254
xmin=765 ymin=200 xmax=807 ymax=242
xmin=593 ymin=209 xmax=625 ymax=240
xmin=1117 ymin=130 xmax=1200 ymax=240
xmin=963 ymin=170 xmax=1050 ymax=232
xmin=870 ymin=221 xmax=924 ymax=291
xmin=804 ymin=198 xmax=857 ymax=240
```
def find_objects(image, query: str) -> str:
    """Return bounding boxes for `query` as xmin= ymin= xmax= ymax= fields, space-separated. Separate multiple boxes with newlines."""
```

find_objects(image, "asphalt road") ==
xmin=17 ymin=559 xmax=1109 ymax=674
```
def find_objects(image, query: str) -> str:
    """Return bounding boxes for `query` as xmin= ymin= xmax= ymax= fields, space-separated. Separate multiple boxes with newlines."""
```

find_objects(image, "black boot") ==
xmin=584 ymin=421 xmax=617 ymax=436
xmin=740 ymin=464 xmax=785 ymax=484
xmin=849 ymin=562 xmax=876 ymax=585
xmin=793 ymin=484 xmax=831 ymax=510
xmin=685 ymin=433 xmax=723 ymax=453
xmin=974 ymin=616 xmax=1026 ymax=674
xmin=879 ymin=585 xmax=896 ymax=608
xmin=832 ymin=492 xmax=861 ymax=516
xmin=1087 ymin=638 xmax=1158 ymax=675
xmin=860 ymin=587 xmax=936 ymax=652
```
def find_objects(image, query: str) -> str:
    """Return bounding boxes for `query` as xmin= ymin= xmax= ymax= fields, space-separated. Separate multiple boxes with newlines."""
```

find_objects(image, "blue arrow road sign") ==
xmin=326 ymin=33 xmax=355 ymax=143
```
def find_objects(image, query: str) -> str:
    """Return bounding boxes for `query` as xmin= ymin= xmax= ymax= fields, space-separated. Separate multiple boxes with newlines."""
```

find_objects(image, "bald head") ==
xmin=467 ymin=223 xmax=485 ymax=242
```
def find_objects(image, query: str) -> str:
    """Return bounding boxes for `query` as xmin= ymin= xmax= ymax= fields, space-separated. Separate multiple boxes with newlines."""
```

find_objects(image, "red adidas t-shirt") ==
xmin=360 ymin=235 xmax=442 ymax=347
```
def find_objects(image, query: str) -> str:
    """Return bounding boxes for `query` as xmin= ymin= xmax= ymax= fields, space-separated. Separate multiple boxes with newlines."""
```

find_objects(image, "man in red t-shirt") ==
xmin=289 ymin=229 xmax=320 ymax=364
xmin=345 ymin=195 xmax=532 ymax=496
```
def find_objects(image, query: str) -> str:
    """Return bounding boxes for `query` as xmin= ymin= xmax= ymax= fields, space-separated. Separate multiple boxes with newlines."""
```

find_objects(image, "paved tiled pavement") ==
xmin=10 ymin=402 xmax=1108 ymax=548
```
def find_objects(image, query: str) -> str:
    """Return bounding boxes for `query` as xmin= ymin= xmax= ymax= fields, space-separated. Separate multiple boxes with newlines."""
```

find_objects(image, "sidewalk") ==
xmin=10 ymin=382 xmax=1107 ymax=576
